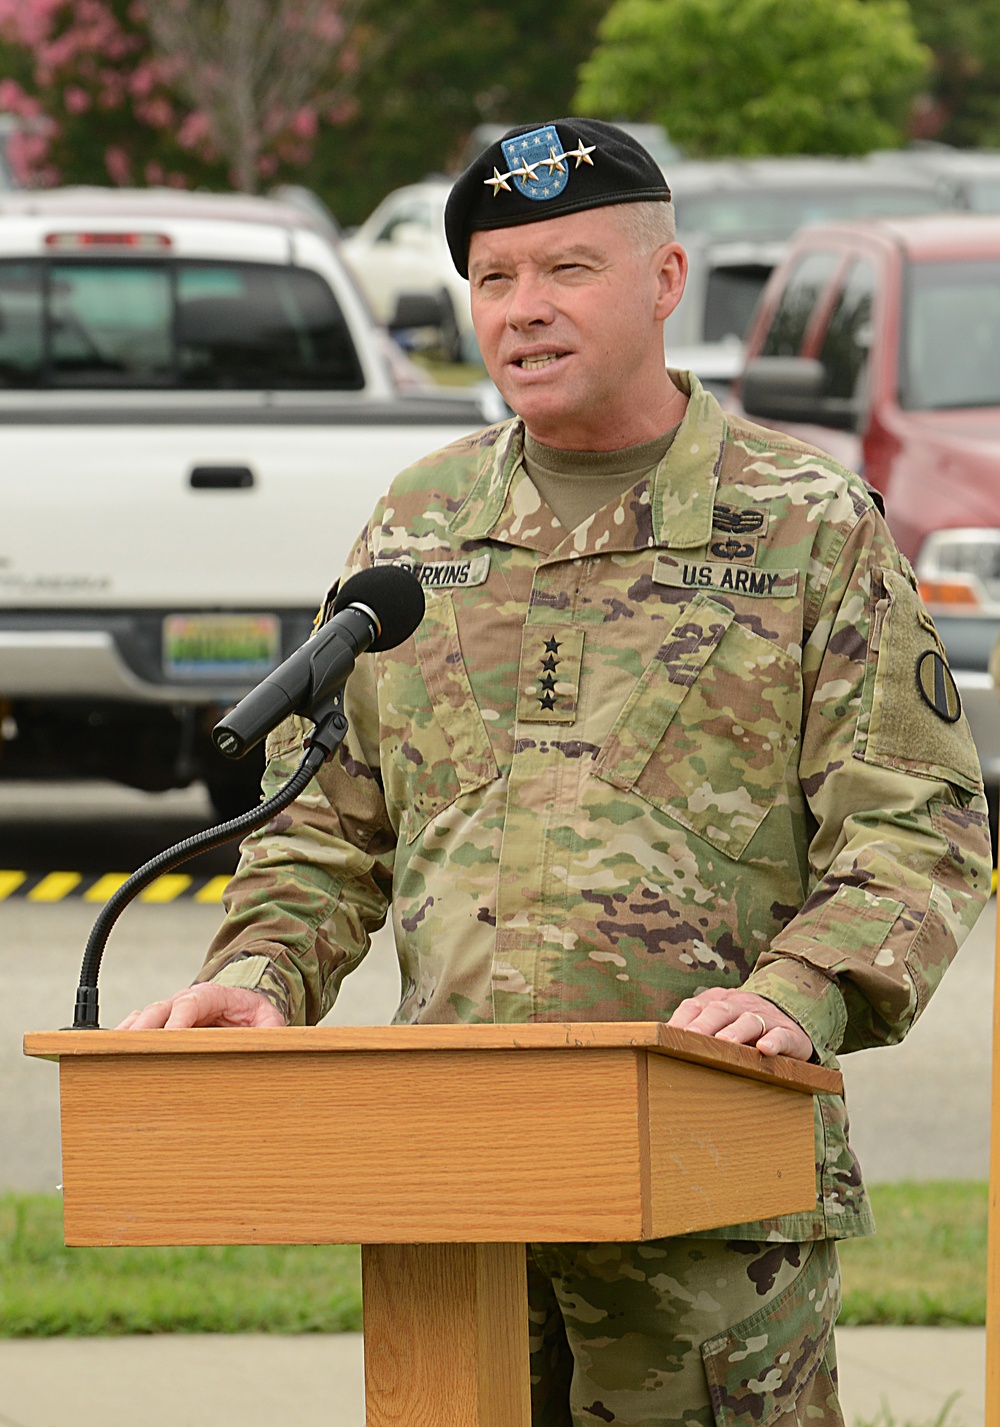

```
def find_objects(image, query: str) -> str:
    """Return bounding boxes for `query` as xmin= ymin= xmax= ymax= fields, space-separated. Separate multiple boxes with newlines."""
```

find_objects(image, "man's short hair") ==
xmin=614 ymin=200 xmax=677 ymax=254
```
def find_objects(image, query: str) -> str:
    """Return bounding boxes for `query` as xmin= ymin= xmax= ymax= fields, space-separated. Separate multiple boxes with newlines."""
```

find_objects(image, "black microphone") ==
xmin=211 ymin=565 xmax=425 ymax=760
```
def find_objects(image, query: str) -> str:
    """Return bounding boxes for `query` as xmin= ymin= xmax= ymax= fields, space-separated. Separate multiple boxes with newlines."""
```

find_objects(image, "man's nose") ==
xmin=505 ymin=274 xmax=554 ymax=329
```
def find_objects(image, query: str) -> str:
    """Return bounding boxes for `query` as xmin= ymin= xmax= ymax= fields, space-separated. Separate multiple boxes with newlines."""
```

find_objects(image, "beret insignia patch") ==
xmin=916 ymin=649 xmax=962 ymax=722
xmin=494 ymin=125 xmax=595 ymax=202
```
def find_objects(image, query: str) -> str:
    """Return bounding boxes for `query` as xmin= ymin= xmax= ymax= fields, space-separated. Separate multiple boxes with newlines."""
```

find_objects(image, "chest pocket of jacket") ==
xmin=384 ymin=592 xmax=498 ymax=844
xmin=593 ymin=592 xmax=801 ymax=860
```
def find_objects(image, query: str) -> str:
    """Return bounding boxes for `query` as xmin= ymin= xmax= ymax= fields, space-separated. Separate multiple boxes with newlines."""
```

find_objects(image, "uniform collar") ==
xmin=448 ymin=370 xmax=723 ymax=553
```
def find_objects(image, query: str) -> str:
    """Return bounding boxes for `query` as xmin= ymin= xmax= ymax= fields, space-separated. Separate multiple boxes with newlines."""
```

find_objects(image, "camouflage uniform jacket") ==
xmin=200 ymin=371 xmax=991 ymax=1243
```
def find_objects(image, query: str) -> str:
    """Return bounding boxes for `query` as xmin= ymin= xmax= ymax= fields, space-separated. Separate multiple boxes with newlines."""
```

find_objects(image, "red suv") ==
xmin=733 ymin=214 xmax=1000 ymax=830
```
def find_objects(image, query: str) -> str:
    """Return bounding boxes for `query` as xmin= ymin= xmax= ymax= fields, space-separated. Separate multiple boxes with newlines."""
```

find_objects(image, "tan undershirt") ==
xmin=522 ymin=426 xmax=680 ymax=534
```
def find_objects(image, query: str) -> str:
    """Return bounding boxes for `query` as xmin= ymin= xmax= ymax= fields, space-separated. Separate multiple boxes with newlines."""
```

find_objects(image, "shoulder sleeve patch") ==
xmin=854 ymin=567 xmax=983 ymax=794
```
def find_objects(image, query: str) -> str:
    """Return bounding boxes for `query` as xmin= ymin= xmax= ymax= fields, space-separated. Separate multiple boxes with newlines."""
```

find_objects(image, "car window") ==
xmin=0 ymin=263 xmax=44 ymax=382
xmin=50 ymin=264 xmax=173 ymax=380
xmin=760 ymin=251 xmax=841 ymax=357
xmin=674 ymin=185 xmax=950 ymax=240
xmin=703 ymin=263 xmax=772 ymax=342
xmin=965 ymin=181 xmax=1000 ymax=213
xmin=375 ymin=202 xmax=434 ymax=242
xmin=902 ymin=259 xmax=1000 ymax=410
xmin=816 ymin=259 xmax=876 ymax=401
xmin=0 ymin=259 xmax=364 ymax=390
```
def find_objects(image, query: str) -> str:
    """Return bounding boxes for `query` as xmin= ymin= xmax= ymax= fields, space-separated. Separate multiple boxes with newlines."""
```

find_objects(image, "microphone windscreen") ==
xmin=333 ymin=565 xmax=426 ymax=652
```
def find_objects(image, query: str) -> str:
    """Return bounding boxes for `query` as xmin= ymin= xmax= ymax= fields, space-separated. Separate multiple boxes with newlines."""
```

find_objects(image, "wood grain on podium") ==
xmin=644 ymin=1053 xmax=814 ymax=1236
xmin=25 ymin=1021 xmax=842 ymax=1427
xmin=23 ymin=1023 xmax=839 ymax=1247
xmin=361 ymin=1243 xmax=530 ymax=1427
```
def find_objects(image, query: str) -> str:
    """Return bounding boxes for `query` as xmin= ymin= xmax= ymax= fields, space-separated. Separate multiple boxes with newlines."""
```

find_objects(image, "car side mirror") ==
xmin=389 ymin=291 xmax=449 ymax=331
xmin=742 ymin=356 xmax=858 ymax=430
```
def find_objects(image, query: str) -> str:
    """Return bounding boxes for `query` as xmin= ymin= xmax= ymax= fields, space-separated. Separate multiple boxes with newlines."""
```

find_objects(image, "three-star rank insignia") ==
xmin=516 ymin=628 xmax=586 ymax=724
xmin=916 ymin=649 xmax=962 ymax=722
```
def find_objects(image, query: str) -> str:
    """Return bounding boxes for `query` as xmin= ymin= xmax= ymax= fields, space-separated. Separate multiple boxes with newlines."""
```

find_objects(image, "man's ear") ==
xmin=652 ymin=243 xmax=687 ymax=322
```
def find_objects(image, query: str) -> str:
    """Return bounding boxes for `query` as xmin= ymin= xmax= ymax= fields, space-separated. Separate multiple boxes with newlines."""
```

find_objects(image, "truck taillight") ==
xmin=915 ymin=529 xmax=1000 ymax=612
xmin=917 ymin=576 xmax=984 ymax=610
xmin=44 ymin=232 xmax=172 ymax=251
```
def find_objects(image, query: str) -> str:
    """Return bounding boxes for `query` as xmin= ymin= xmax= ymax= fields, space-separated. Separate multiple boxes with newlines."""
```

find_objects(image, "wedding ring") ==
xmin=753 ymin=1013 xmax=768 ymax=1041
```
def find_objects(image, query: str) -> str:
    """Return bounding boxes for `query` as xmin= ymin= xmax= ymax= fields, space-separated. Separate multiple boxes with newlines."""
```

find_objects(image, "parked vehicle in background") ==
xmin=872 ymin=146 xmax=1000 ymax=215
xmin=663 ymin=157 xmax=955 ymax=396
xmin=0 ymin=116 xmax=20 ymax=190
xmin=733 ymin=213 xmax=1000 ymax=838
xmin=340 ymin=179 xmax=477 ymax=364
xmin=268 ymin=184 xmax=342 ymax=237
xmin=0 ymin=187 xmax=499 ymax=816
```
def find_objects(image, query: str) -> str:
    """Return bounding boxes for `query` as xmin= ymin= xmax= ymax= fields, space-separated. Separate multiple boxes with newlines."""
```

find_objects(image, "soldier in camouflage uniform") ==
xmin=123 ymin=122 xmax=991 ymax=1425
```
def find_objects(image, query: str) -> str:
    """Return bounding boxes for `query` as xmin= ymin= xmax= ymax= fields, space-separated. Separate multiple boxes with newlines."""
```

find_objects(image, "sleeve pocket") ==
xmin=769 ymin=884 xmax=904 ymax=973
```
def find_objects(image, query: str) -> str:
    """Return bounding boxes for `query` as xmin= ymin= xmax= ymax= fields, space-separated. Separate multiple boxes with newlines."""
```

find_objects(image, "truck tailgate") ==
xmin=2 ymin=420 xmax=479 ymax=609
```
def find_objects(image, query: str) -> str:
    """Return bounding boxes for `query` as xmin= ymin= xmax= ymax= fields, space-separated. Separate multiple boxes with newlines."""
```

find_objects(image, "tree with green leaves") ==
xmin=574 ymin=0 xmax=930 ymax=157
xmin=305 ymin=0 xmax=609 ymax=225
xmin=907 ymin=0 xmax=1000 ymax=148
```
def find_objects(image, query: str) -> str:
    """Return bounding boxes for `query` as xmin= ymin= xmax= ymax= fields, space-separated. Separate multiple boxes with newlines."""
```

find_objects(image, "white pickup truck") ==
xmin=0 ymin=187 xmax=497 ymax=814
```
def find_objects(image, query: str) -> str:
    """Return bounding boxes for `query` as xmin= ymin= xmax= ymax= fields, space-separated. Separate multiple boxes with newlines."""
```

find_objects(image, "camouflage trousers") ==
xmin=527 ymin=1236 xmax=843 ymax=1426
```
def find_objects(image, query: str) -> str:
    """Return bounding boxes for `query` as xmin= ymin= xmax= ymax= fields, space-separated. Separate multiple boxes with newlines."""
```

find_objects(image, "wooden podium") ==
xmin=24 ymin=1022 xmax=841 ymax=1427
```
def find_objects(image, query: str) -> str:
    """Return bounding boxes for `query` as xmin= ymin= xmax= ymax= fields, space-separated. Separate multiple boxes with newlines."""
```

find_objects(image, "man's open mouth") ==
xmin=516 ymin=353 xmax=562 ymax=370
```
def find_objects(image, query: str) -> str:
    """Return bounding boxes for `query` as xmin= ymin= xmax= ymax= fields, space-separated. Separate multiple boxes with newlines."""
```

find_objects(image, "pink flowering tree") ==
xmin=0 ymin=0 xmax=362 ymax=190
xmin=147 ymin=0 xmax=362 ymax=192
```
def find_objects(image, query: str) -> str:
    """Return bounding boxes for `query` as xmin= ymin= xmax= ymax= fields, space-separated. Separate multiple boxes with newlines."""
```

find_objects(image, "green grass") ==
xmin=839 ymin=1182 xmax=987 ymax=1327
xmin=0 ymin=1195 xmax=361 ymax=1336
xmin=853 ymin=1395 xmax=963 ymax=1427
xmin=0 ymin=1181 xmax=988 ymax=1336
xmin=410 ymin=353 xmax=486 ymax=386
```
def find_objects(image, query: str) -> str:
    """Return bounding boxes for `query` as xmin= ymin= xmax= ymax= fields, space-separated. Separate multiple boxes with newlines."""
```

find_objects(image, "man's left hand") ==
xmin=666 ymin=987 xmax=813 ymax=1060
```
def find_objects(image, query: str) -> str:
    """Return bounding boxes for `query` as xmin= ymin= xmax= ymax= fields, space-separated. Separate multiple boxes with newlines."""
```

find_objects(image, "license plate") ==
xmin=162 ymin=613 xmax=281 ymax=679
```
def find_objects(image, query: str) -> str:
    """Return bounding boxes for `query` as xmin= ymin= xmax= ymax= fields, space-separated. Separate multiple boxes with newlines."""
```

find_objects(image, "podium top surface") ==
xmin=24 ymin=1021 xmax=842 ymax=1096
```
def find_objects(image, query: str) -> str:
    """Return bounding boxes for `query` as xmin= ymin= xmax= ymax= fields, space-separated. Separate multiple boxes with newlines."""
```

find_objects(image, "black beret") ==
xmin=445 ymin=118 xmax=672 ymax=278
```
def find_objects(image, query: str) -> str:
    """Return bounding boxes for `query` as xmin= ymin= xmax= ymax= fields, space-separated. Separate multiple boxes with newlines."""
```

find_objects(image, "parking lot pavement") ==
xmin=839 ymin=890 xmax=996 ymax=1184
xmin=4 ymin=779 xmax=402 ymax=1193
xmin=0 ymin=1327 xmax=986 ymax=1427
xmin=10 ymin=893 xmax=995 ymax=1193
xmin=10 ymin=888 xmax=996 ymax=1195
xmin=5 ymin=778 xmax=997 ymax=1191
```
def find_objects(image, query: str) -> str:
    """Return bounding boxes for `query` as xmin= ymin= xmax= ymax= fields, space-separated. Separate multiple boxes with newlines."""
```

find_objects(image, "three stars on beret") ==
xmin=485 ymin=142 xmax=596 ymax=197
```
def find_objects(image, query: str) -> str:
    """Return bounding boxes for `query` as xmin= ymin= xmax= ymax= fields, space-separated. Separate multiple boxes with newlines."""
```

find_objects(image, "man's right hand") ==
xmin=117 ymin=984 xmax=286 ymax=1030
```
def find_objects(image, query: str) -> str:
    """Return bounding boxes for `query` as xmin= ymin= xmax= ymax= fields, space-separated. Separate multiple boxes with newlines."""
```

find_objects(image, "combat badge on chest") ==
xmin=708 ymin=503 xmax=769 ymax=563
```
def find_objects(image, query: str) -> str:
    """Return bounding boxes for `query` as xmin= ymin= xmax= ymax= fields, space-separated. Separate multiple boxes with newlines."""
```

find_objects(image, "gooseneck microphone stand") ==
xmin=70 ymin=690 xmax=349 ymax=1030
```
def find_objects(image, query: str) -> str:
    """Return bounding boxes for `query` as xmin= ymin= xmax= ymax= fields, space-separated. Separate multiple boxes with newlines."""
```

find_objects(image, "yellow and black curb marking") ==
xmin=5 ymin=867 xmax=997 ymax=902
xmin=0 ymin=871 xmax=229 ymax=904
